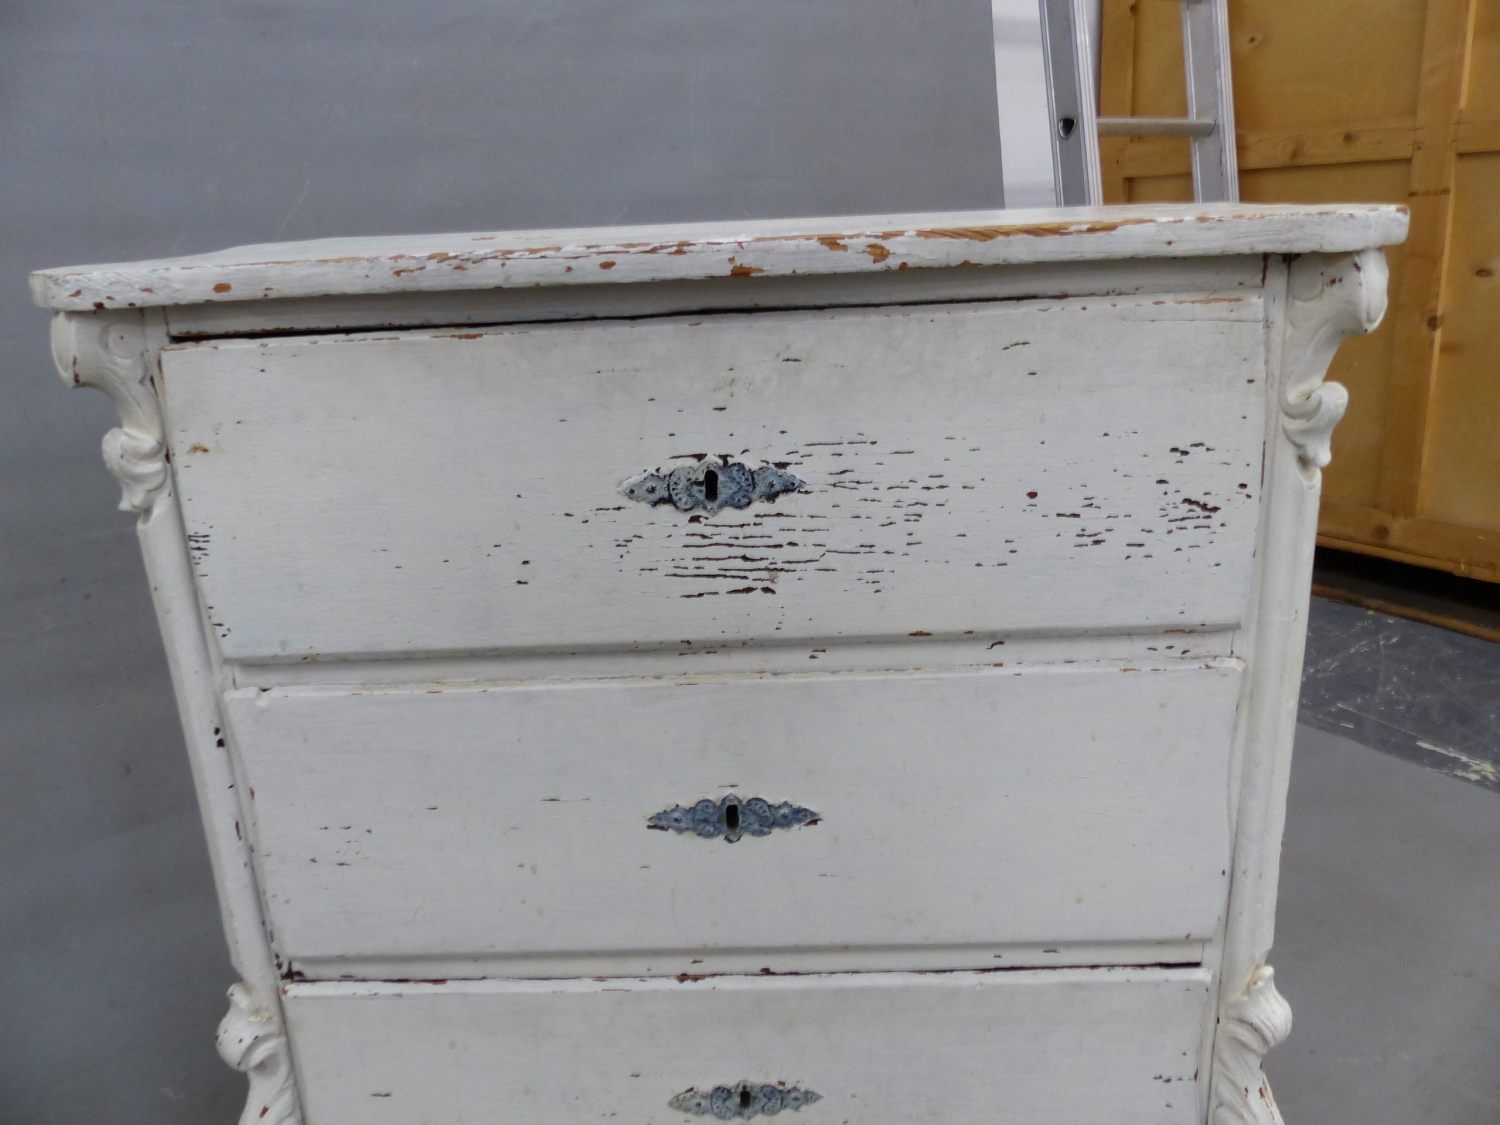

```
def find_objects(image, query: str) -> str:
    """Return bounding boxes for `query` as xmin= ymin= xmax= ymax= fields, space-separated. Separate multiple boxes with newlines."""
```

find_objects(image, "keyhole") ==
xmin=724 ymin=802 xmax=740 ymax=832
xmin=1057 ymin=116 xmax=1076 ymax=139
xmin=704 ymin=468 xmax=719 ymax=503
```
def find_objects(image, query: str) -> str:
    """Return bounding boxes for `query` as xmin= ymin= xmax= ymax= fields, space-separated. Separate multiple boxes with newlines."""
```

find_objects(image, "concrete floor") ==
xmin=1267 ymin=595 xmax=1500 ymax=1123
xmin=1300 ymin=597 xmax=1500 ymax=791
xmin=1268 ymin=723 xmax=1500 ymax=1124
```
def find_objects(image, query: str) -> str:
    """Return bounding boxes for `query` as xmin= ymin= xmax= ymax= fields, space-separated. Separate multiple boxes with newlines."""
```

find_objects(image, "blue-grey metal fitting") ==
xmin=669 ymin=1083 xmax=822 ymax=1119
xmin=620 ymin=459 xmax=804 ymax=513
xmin=647 ymin=794 xmax=820 ymax=843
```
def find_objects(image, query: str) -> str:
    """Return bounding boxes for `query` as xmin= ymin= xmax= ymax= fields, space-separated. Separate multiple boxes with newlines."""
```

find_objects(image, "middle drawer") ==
xmin=224 ymin=659 xmax=1240 ymax=977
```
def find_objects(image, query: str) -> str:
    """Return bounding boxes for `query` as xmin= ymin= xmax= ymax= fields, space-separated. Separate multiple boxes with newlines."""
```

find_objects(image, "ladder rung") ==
xmin=1096 ymin=117 xmax=1216 ymax=138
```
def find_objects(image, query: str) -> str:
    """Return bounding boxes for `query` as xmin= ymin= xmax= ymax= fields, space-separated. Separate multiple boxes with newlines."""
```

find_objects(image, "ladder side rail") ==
xmin=1038 ymin=0 xmax=1104 ymax=205
xmin=1182 ymin=0 xmax=1240 ymax=202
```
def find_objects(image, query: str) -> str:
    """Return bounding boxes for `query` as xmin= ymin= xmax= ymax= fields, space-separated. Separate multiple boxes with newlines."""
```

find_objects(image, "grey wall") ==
xmin=0 ymin=3 xmax=1001 ymax=1122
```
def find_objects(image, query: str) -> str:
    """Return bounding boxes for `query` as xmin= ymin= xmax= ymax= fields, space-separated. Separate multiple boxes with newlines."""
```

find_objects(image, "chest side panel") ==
xmin=225 ymin=659 xmax=1240 ymax=968
xmin=162 ymin=294 xmax=1268 ymax=660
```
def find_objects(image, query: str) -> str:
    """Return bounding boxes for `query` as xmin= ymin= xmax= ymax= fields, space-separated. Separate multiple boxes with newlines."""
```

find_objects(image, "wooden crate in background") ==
xmin=1100 ymin=0 xmax=1500 ymax=581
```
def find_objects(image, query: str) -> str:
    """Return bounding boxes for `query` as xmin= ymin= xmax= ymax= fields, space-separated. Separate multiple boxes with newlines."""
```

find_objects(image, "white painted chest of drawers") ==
xmin=36 ymin=202 xmax=1406 ymax=1125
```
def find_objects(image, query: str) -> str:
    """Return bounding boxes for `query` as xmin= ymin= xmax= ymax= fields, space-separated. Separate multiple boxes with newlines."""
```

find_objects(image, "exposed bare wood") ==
xmin=1109 ymin=119 xmax=1420 ymax=179
xmin=1318 ymin=532 xmax=1500 ymax=580
xmin=1101 ymin=0 xmax=1500 ymax=588
xmin=1237 ymin=119 xmax=1421 ymax=167
xmin=1319 ymin=498 xmax=1500 ymax=579
xmin=1377 ymin=0 xmax=1478 ymax=517
xmin=30 ymin=204 xmax=1406 ymax=312
xmin=1097 ymin=0 xmax=1140 ymax=202
xmin=1454 ymin=110 xmax=1500 ymax=151
xmin=1414 ymin=150 xmax=1500 ymax=531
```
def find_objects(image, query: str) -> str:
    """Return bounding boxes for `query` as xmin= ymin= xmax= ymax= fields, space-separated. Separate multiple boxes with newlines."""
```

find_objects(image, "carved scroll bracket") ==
xmin=216 ymin=981 xmax=302 ymax=1125
xmin=51 ymin=310 xmax=168 ymax=513
xmin=1279 ymin=249 xmax=1388 ymax=473
xmin=1210 ymin=964 xmax=1293 ymax=1125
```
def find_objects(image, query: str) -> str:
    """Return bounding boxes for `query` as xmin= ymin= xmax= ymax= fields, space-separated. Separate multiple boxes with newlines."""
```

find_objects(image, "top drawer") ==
xmin=161 ymin=293 xmax=1267 ymax=661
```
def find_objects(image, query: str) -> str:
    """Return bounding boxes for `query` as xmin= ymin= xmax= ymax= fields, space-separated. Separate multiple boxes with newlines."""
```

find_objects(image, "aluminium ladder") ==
xmin=1036 ymin=0 xmax=1239 ymax=205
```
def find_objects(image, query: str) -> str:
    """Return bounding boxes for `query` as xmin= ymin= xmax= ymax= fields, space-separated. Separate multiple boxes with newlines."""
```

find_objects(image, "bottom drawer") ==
xmin=283 ymin=968 xmax=1211 ymax=1125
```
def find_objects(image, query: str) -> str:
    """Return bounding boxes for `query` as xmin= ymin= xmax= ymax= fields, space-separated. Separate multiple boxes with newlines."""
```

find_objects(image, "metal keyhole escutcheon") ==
xmin=669 ymin=1083 xmax=822 ymax=1119
xmin=646 ymin=794 xmax=819 ymax=843
xmin=620 ymin=458 xmax=803 ymax=513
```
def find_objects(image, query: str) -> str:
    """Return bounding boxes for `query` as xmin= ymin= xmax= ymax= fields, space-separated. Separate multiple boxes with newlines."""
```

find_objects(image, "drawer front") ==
xmin=283 ymin=969 xmax=1211 ymax=1125
xmin=226 ymin=660 xmax=1239 ymax=969
xmin=163 ymin=295 xmax=1267 ymax=661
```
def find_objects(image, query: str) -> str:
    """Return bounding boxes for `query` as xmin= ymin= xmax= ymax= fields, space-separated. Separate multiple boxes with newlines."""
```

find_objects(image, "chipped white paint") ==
xmin=159 ymin=294 xmax=1268 ymax=661
xmin=50 ymin=309 xmax=166 ymax=513
xmin=1279 ymin=249 xmax=1388 ymax=471
xmin=216 ymin=982 xmax=300 ymax=1125
xmin=31 ymin=202 xmax=1406 ymax=312
xmin=1210 ymin=966 xmax=1293 ymax=1125
xmin=37 ymin=204 xmax=1403 ymax=1125
xmin=52 ymin=312 xmax=295 ymax=1118
xmin=157 ymin=253 xmax=1273 ymax=339
xmin=280 ymin=969 xmax=1213 ymax=1125
xmin=223 ymin=661 xmax=1241 ymax=970
xmin=1204 ymin=231 xmax=1393 ymax=1125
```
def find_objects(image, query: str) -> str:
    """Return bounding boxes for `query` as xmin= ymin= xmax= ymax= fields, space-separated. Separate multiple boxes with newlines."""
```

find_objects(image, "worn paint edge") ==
xmin=283 ymin=965 xmax=1214 ymax=999
xmin=32 ymin=205 xmax=1408 ymax=311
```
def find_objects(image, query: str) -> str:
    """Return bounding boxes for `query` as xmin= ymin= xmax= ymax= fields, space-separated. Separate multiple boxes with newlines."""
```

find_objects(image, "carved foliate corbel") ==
xmin=1210 ymin=965 xmax=1293 ymax=1125
xmin=1279 ymin=249 xmax=1388 ymax=473
xmin=216 ymin=982 xmax=302 ymax=1125
xmin=50 ymin=310 xmax=169 ymax=513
